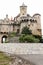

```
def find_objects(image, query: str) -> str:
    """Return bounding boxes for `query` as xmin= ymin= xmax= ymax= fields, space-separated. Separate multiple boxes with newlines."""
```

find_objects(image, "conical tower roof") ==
xmin=20 ymin=3 xmax=27 ymax=7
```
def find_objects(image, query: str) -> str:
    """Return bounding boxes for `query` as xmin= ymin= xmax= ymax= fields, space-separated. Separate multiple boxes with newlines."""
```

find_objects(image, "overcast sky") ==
xmin=0 ymin=0 xmax=43 ymax=36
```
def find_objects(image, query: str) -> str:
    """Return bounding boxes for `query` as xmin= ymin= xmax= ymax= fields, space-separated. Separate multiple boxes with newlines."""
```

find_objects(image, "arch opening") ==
xmin=1 ymin=35 xmax=7 ymax=43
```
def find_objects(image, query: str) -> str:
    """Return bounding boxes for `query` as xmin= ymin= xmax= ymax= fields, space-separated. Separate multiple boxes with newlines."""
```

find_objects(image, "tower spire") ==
xmin=22 ymin=2 xmax=25 ymax=6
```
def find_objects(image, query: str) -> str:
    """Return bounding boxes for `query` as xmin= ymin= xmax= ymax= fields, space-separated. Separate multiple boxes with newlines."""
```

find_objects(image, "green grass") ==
xmin=0 ymin=51 xmax=11 ymax=65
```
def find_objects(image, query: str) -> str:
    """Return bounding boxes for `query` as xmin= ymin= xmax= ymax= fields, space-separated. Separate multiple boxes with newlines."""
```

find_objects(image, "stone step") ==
xmin=9 ymin=36 xmax=19 ymax=43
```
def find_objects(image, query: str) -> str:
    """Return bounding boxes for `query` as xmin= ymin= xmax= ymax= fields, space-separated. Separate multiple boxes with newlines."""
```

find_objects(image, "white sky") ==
xmin=0 ymin=0 xmax=43 ymax=36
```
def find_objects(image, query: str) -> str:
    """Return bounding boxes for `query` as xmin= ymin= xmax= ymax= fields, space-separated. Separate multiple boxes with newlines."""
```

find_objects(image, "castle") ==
xmin=0 ymin=3 xmax=42 ymax=43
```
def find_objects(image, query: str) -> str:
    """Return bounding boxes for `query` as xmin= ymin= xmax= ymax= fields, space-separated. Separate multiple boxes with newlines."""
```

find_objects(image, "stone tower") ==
xmin=20 ymin=3 xmax=27 ymax=16
xmin=33 ymin=14 xmax=42 ymax=36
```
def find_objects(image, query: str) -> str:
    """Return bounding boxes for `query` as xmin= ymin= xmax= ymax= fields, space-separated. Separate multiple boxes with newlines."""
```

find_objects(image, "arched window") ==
xmin=27 ymin=19 xmax=28 ymax=21
xmin=32 ymin=19 xmax=34 ymax=22
xmin=30 ymin=19 xmax=32 ymax=22
xmin=22 ymin=20 xmax=24 ymax=22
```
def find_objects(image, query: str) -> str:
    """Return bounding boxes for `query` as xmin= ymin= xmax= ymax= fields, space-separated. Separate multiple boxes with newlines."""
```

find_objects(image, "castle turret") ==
xmin=33 ymin=14 xmax=42 ymax=36
xmin=20 ymin=3 xmax=27 ymax=16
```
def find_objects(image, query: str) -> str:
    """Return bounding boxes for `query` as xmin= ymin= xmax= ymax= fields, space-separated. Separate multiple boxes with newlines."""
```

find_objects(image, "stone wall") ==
xmin=0 ymin=43 xmax=43 ymax=54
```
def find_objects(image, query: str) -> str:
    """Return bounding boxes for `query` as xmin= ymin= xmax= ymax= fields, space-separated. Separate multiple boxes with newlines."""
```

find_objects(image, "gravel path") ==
xmin=18 ymin=54 xmax=43 ymax=65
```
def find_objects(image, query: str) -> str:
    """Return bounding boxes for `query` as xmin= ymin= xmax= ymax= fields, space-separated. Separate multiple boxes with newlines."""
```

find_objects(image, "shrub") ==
xmin=21 ymin=26 xmax=32 ymax=34
xmin=41 ymin=39 xmax=43 ymax=43
xmin=19 ymin=34 xmax=25 ymax=42
xmin=33 ymin=35 xmax=42 ymax=43
xmin=19 ymin=35 xmax=40 ymax=43
xmin=24 ymin=35 xmax=40 ymax=43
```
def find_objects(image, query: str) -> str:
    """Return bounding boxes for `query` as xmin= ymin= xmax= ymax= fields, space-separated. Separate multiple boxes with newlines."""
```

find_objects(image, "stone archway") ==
xmin=1 ymin=35 xmax=8 ymax=43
